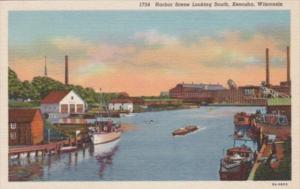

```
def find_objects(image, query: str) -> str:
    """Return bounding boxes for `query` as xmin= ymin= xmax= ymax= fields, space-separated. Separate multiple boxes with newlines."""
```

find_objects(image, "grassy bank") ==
xmin=9 ymin=100 xmax=40 ymax=108
xmin=254 ymin=138 xmax=291 ymax=180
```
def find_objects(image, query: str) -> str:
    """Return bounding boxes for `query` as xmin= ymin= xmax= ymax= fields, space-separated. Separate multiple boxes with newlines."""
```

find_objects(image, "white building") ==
xmin=108 ymin=99 xmax=133 ymax=113
xmin=40 ymin=90 xmax=86 ymax=120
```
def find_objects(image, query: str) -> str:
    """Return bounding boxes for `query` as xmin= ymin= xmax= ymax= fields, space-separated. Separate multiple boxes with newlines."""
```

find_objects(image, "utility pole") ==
xmin=48 ymin=128 xmax=51 ymax=144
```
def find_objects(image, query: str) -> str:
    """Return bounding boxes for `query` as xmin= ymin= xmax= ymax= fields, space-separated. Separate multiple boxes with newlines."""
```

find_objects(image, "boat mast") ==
xmin=99 ymin=88 xmax=111 ymax=120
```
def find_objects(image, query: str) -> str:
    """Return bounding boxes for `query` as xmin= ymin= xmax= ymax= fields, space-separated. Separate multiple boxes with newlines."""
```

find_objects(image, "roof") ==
xmin=267 ymin=98 xmax=291 ymax=106
xmin=110 ymin=99 xmax=133 ymax=103
xmin=239 ymin=85 xmax=260 ymax=89
xmin=179 ymin=83 xmax=225 ymax=90
xmin=9 ymin=108 xmax=41 ymax=123
xmin=41 ymin=91 xmax=70 ymax=104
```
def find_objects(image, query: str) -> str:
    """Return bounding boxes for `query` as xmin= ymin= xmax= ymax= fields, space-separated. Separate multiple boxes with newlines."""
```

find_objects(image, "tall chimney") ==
xmin=266 ymin=48 xmax=270 ymax=86
xmin=44 ymin=56 xmax=48 ymax=77
xmin=287 ymin=46 xmax=290 ymax=83
xmin=65 ymin=55 xmax=69 ymax=85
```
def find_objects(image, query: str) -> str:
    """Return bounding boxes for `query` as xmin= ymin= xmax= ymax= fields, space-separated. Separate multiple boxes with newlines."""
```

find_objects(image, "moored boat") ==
xmin=234 ymin=112 xmax=251 ymax=127
xmin=219 ymin=145 xmax=254 ymax=180
xmin=89 ymin=89 xmax=122 ymax=145
xmin=172 ymin=125 xmax=198 ymax=136
xmin=89 ymin=121 xmax=121 ymax=145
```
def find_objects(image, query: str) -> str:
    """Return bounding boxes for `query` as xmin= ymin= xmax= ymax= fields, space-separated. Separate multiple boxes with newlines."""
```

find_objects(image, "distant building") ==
xmin=169 ymin=83 xmax=267 ymax=105
xmin=129 ymin=97 xmax=144 ymax=105
xmin=9 ymin=108 xmax=44 ymax=145
xmin=143 ymin=98 xmax=182 ymax=106
xmin=41 ymin=90 xmax=86 ymax=120
xmin=160 ymin=91 xmax=170 ymax=97
xmin=108 ymin=99 xmax=133 ymax=113
xmin=169 ymin=83 xmax=225 ymax=101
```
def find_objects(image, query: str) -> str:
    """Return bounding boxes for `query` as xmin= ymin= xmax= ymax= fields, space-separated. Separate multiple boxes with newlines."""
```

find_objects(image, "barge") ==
xmin=172 ymin=125 xmax=198 ymax=136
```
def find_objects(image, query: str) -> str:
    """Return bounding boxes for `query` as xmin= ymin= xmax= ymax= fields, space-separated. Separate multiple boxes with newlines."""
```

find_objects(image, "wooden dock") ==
xmin=9 ymin=142 xmax=64 ymax=158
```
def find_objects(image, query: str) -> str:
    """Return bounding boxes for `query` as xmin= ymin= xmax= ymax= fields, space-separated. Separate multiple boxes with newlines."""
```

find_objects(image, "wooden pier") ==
xmin=9 ymin=142 xmax=64 ymax=159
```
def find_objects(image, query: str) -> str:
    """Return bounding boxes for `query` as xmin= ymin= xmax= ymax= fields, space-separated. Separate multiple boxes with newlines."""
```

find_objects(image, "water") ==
xmin=9 ymin=106 xmax=264 ymax=181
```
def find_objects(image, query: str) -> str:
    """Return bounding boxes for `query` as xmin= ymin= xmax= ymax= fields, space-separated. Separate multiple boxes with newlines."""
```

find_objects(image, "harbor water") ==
xmin=9 ymin=106 xmax=264 ymax=181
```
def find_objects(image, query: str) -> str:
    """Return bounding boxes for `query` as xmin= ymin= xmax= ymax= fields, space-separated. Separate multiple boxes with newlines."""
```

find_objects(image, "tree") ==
xmin=8 ymin=67 xmax=23 ymax=99
xmin=31 ymin=76 xmax=66 ymax=98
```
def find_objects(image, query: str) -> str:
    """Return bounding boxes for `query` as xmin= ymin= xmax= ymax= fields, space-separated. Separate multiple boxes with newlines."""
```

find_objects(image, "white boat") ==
xmin=93 ymin=138 xmax=120 ymax=156
xmin=90 ymin=129 xmax=121 ymax=145
xmin=89 ymin=89 xmax=122 ymax=145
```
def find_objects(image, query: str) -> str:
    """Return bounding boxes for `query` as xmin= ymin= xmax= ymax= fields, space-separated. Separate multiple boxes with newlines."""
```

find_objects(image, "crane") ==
xmin=260 ymin=82 xmax=290 ymax=98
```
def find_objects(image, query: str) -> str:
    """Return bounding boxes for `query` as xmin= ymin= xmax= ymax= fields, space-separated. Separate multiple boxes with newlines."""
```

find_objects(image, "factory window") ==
xmin=10 ymin=123 xmax=16 ymax=129
xmin=10 ymin=132 xmax=16 ymax=140
xmin=244 ymin=89 xmax=255 ymax=96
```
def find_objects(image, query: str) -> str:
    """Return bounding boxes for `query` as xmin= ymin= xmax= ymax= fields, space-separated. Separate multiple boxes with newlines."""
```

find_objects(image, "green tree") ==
xmin=31 ymin=76 xmax=66 ymax=98
xmin=20 ymin=80 xmax=39 ymax=100
xmin=8 ymin=67 xmax=23 ymax=99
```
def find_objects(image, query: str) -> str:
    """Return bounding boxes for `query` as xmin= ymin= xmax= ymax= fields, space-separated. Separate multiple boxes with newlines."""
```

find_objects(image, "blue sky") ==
xmin=9 ymin=11 xmax=289 ymax=45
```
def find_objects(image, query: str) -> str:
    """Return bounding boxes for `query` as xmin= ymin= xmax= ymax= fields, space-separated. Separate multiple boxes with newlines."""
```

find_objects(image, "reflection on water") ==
xmin=9 ymin=107 xmax=264 ymax=181
xmin=90 ymin=139 xmax=120 ymax=177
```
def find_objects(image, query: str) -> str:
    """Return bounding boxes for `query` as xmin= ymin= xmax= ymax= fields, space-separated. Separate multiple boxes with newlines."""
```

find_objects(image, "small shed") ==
xmin=9 ymin=108 xmax=44 ymax=145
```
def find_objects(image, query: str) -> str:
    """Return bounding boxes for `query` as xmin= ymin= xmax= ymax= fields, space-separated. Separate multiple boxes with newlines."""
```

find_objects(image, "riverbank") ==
xmin=208 ymin=103 xmax=265 ymax=107
xmin=250 ymin=122 xmax=291 ymax=180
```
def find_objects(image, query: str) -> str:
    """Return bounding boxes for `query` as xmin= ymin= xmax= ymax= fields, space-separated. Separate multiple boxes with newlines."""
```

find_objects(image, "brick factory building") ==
xmin=169 ymin=46 xmax=291 ymax=105
xmin=169 ymin=83 xmax=225 ymax=103
xmin=169 ymin=83 xmax=267 ymax=105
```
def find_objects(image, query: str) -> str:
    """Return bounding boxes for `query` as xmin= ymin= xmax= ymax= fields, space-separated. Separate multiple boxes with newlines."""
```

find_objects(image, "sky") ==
xmin=9 ymin=11 xmax=290 ymax=96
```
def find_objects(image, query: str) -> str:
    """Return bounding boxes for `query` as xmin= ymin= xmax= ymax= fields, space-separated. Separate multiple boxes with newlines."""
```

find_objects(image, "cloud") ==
xmin=132 ymin=30 xmax=179 ymax=46
xmin=9 ymin=30 xmax=289 ymax=96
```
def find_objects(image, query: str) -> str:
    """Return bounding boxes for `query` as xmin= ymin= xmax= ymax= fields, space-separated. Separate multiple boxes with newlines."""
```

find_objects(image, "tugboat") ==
xmin=234 ymin=112 xmax=251 ymax=127
xmin=219 ymin=145 xmax=254 ymax=180
xmin=172 ymin=125 xmax=198 ymax=136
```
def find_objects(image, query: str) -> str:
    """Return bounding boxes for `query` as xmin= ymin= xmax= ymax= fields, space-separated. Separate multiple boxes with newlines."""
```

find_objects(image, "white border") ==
xmin=0 ymin=1 xmax=299 ymax=189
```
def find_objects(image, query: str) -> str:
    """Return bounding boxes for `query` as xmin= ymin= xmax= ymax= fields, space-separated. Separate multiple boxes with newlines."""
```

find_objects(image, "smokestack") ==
xmin=65 ymin=55 xmax=69 ymax=85
xmin=287 ymin=46 xmax=290 ymax=83
xmin=44 ymin=56 xmax=47 ymax=77
xmin=266 ymin=48 xmax=270 ymax=86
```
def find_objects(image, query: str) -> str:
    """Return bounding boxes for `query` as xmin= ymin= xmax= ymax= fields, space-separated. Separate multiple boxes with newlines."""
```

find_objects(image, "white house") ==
xmin=108 ymin=99 xmax=133 ymax=113
xmin=40 ymin=90 xmax=86 ymax=120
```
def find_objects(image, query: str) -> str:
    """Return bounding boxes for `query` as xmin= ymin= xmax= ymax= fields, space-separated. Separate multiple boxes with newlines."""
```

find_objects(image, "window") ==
xmin=10 ymin=123 xmax=16 ymax=129
xmin=61 ymin=104 xmax=68 ymax=113
xmin=76 ymin=104 xmax=84 ymax=113
xmin=71 ymin=96 xmax=74 ymax=100
xmin=70 ymin=104 xmax=76 ymax=113
xmin=10 ymin=132 xmax=16 ymax=140
xmin=244 ymin=89 xmax=255 ymax=96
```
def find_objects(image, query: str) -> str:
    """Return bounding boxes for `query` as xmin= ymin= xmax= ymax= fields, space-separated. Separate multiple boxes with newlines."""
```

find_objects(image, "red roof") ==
xmin=9 ymin=108 xmax=41 ymax=123
xmin=41 ymin=91 xmax=69 ymax=104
